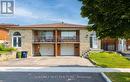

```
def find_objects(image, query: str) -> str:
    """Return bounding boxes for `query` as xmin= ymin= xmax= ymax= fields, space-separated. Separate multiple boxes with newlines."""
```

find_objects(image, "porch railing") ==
xmin=58 ymin=36 xmax=79 ymax=42
xmin=33 ymin=36 xmax=55 ymax=42
xmin=33 ymin=36 xmax=80 ymax=43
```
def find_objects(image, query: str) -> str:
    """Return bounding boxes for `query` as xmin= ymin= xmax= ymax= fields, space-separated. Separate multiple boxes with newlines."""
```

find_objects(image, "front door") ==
xmin=74 ymin=44 xmax=79 ymax=56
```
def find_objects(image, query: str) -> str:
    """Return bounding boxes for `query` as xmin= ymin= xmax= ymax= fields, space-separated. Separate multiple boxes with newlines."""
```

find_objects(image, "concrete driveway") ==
xmin=0 ymin=56 xmax=94 ymax=67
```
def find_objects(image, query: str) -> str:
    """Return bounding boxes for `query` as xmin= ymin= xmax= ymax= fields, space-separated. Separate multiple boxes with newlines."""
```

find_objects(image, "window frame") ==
xmin=61 ymin=31 xmax=76 ymax=38
xmin=90 ymin=33 xmax=98 ymax=49
xmin=40 ymin=31 xmax=54 ymax=40
xmin=12 ymin=32 xmax=22 ymax=48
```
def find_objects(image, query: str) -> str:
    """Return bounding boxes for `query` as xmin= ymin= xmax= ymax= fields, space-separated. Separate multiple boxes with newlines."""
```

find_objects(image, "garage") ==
xmin=61 ymin=44 xmax=74 ymax=56
xmin=40 ymin=44 xmax=54 ymax=56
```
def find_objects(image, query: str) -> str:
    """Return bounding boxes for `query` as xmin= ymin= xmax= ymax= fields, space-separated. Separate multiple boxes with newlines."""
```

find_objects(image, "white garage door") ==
xmin=61 ymin=44 xmax=74 ymax=56
xmin=40 ymin=44 xmax=54 ymax=56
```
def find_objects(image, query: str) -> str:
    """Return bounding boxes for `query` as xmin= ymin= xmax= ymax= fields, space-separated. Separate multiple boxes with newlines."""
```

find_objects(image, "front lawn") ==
xmin=105 ymin=73 xmax=130 ymax=82
xmin=89 ymin=52 xmax=130 ymax=68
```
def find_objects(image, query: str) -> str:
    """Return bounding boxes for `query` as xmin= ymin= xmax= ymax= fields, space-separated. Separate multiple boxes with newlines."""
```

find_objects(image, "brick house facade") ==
xmin=0 ymin=23 xmax=129 ymax=56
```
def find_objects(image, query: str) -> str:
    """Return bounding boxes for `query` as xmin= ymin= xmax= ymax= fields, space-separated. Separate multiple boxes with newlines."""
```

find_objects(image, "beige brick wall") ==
xmin=80 ymin=30 xmax=90 ymax=56
xmin=80 ymin=30 xmax=101 ymax=56
xmin=9 ymin=29 xmax=33 ymax=56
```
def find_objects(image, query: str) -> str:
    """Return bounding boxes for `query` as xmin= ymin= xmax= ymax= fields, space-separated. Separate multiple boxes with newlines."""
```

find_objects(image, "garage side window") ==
xmin=12 ymin=32 xmax=21 ymax=48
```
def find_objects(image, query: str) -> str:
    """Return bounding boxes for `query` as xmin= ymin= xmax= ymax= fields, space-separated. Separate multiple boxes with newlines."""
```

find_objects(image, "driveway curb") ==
xmin=0 ymin=67 xmax=130 ymax=72
xmin=101 ymin=73 xmax=112 ymax=82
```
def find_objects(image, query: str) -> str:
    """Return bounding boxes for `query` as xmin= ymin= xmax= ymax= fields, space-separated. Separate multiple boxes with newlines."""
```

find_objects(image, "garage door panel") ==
xmin=61 ymin=44 xmax=74 ymax=56
xmin=40 ymin=44 xmax=54 ymax=56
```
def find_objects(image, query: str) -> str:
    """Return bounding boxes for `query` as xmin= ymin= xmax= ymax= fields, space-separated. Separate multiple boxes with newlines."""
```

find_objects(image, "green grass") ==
xmin=89 ymin=52 xmax=130 ymax=68
xmin=105 ymin=73 xmax=130 ymax=82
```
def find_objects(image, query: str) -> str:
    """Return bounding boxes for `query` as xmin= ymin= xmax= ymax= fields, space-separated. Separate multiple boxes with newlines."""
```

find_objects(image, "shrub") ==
xmin=0 ymin=44 xmax=5 ymax=51
xmin=4 ymin=48 xmax=17 ymax=52
xmin=0 ymin=44 xmax=16 ymax=52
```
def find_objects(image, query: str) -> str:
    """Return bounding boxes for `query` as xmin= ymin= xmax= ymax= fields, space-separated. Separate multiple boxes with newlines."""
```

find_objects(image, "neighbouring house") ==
xmin=101 ymin=38 xmax=130 ymax=52
xmin=1 ymin=22 xmax=130 ymax=56
xmin=0 ymin=24 xmax=18 ymax=44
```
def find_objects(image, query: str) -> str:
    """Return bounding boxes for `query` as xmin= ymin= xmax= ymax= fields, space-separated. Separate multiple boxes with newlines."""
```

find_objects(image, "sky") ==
xmin=0 ymin=0 xmax=88 ymax=25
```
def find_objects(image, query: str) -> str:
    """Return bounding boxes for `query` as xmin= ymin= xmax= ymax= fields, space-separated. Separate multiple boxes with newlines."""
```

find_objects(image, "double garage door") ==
xmin=40 ymin=44 xmax=74 ymax=56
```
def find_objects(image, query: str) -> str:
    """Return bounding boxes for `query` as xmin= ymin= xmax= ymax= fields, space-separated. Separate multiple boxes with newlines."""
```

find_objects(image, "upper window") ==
xmin=40 ymin=31 xmax=53 ymax=39
xmin=12 ymin=32 xmax=21 ymax=48
xmin=61 ymin=31 xmax=76 ymax=39
xmin=61 ymin=31 xmax=76 ymax=37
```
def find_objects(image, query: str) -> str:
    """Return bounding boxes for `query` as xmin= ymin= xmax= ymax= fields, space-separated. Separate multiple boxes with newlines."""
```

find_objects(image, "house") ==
xmin=3 ymin=22 xmax=100 ymax=56
xmin=101 ymin=38 xmax=130 ymax=52
xmin=1 ymin=22 xmax=130 ymax=56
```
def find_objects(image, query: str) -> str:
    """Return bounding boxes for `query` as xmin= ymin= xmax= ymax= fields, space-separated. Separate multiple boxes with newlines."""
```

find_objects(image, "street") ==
xmin=0 ymin=72 xmax=106 ymax=82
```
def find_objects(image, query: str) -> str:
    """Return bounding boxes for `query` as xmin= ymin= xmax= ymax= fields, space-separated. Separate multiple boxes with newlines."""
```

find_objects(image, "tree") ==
xmin=80 ymin=0 xmax=130 ymax=39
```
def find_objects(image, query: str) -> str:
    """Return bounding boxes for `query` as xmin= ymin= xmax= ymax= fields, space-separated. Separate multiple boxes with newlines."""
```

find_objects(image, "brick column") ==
xmin=55 ymin=30 xmax=58 ymax=56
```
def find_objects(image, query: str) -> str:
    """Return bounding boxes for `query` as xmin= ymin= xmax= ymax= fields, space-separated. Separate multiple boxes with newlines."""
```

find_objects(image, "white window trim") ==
xmin=118 ymin=39 xmax=126 ymax=51
xmin=90 ymin=32 xmax=98 ymax=49
xmin=12 ymin=36 xmax=21 ymax=48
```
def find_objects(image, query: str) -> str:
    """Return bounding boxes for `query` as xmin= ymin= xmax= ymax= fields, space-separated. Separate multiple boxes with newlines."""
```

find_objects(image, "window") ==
xmin=61 ymin=31 xmax=76 ymax=39
xmin=12 ymin=32 xmax=21 ymax=48
xmin=90 ymin=37 xmax=93 ymax=48
xmin=108 ymin=44 xmax=115 ymax=51
xmin=40 ymin=31 xmax=53 ymax=39
xmin=45 ymin=32 xmax=53 ymax=39
xmin=90 ymin=32 xmax=98 ymax=49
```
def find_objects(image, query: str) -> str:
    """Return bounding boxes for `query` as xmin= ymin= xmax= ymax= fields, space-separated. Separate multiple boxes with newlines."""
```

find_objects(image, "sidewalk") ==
xmin=0 ymin=67 xmax=130 ymax=72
